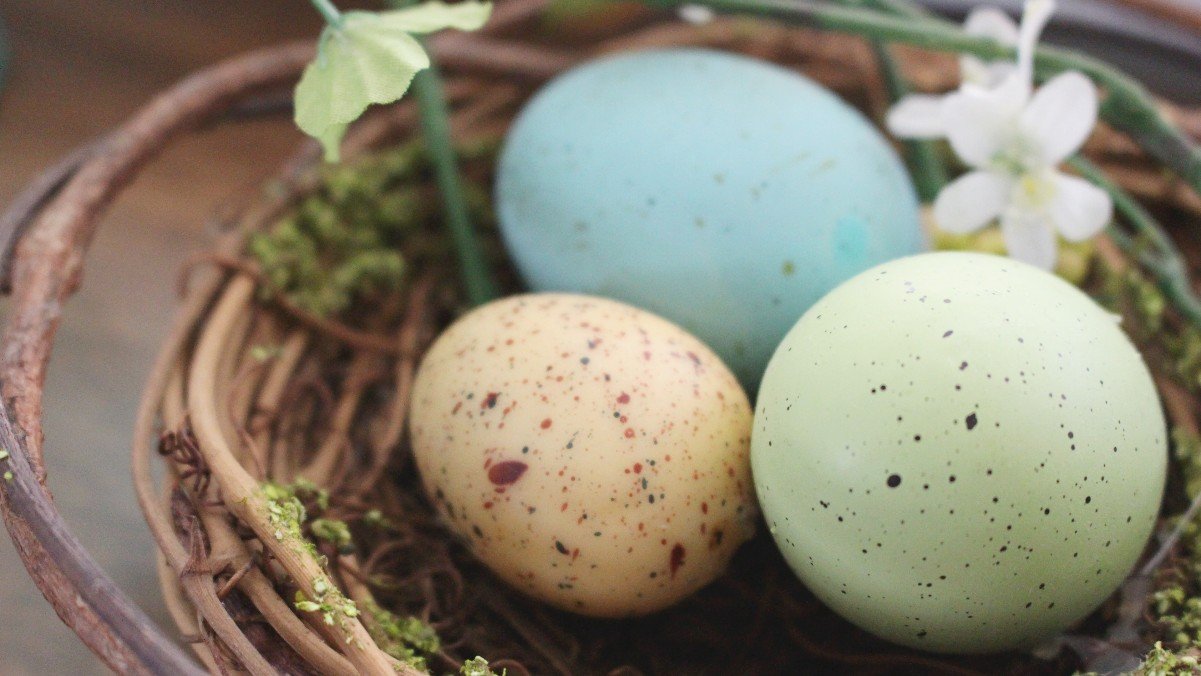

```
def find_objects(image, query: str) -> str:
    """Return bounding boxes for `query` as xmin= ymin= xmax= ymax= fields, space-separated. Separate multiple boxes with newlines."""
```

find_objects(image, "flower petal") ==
xmin=1020 ymin=72 xmax=1099 ymax=166
xmin=1000 ymin=206 xmax=1058 ymax=270
xmin=942 ymin=81 xmax=1025 ymax=168
xmin=933 ymin=171 xmax=1012 ymax=234
xmin=886 ymin=95 xmax=947 ymax=139
xmin=1015 ymin=0 xmax=1056 ymax=86
xmin=678 ymin=4 xmax=716 ymax=24
xmin=1048 ymin=172 xmax=1112 ymax=241
xmin=961 ymin=8 xmax=1020 ymax=86
xmin=961 ymin=57 xmax=1016 ymax=88
xmin=964 ymin=7 xmax=1020 ymax=43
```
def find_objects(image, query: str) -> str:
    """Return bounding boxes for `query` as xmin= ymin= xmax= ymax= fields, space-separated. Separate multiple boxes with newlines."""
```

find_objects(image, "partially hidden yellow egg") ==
xmin=410 ymin=293 xmax=757 ymax=616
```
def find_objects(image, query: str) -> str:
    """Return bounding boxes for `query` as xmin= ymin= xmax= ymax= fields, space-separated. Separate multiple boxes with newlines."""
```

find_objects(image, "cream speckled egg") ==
xmin=410 ymin=293 xmax=757 ymax=616
xmin=753 ymin=252 xmax=1166 ymax=653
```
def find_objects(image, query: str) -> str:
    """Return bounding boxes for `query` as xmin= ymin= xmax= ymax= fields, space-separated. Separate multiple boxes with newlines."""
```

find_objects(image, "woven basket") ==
xmin=4 ymin=0 xmax=1201 ymax=673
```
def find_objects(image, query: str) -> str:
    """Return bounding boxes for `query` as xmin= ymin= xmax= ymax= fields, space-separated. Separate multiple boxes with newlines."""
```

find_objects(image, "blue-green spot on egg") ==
xmin=753 ymin=252 xmax=1167 ymax=653
xmin=495 ymin=48 xmax=925 ymax=388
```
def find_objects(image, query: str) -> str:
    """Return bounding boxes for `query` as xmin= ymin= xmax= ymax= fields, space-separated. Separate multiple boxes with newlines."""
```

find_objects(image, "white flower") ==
xmin=678 ymin=4 xmax=716 ymax=24
xmin=887 ymin=0 xmax=1113 ymax=270
xmin=886 ymin=6 xmax=1019 ymax=138
xmin=960 ymin=7 xmax=1020 ymax=87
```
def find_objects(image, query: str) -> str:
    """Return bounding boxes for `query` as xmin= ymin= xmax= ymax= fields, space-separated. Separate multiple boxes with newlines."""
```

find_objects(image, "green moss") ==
xmin=294 ymin=579 xmax=361 ymax=636
xmin=249 ymin=140 xmax=503 ymax=318
xmin=361 ymin=599 xmax=440 ymax=671
xmin=363 ymin=508 xmax=395 ymax=530
xmin=930 ymin=224 xmax=1096 ymax=285
xmin=1094 ymin=262 xmax=1201 ymax=391
xmin=1129 ymin=427 xmax=1201 ymax=670
xmin=249 ymin=344 xmax=282 ymax=362
xmin=260 ymin=479 xmax=335 ymax=561
xmin=1131 ymin=641 xmax=1201 ymax=675
xmin=311 ymin=517 xmax=354 ymax=554
xmin=460 ymin=656 xmax=504 ymax=676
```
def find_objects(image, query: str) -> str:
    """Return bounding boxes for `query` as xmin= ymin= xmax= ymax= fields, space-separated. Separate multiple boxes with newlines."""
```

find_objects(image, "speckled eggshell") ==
xmin=410 ymin=293 xmax=757 ymax=617
xmin=753 ymin=252 xmax=1167 ymax=653
xmin=495 ymin=48 xmax=925 ymax=389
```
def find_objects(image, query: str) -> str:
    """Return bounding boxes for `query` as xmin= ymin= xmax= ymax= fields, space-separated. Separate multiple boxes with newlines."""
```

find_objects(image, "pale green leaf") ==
xmin=376 ymin=0 xmax=492 ymax=34
xmin=294 ymin=1 xmax=492 ymax=162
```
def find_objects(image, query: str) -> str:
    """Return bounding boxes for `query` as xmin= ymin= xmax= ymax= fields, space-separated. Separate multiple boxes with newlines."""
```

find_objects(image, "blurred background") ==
xmin=0 ymin=2 xmax=320 ymax=672
xmin=0 ymin=0 xmax=1198 ymax=672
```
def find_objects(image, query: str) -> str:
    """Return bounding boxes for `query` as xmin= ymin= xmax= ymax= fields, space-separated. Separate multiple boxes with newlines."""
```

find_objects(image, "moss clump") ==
xmin=1095 ymin=261 xmax=1201 ymax=392
xmin=460 ymin=656 xmax=504 ymax=676
xmin=260 ymin=479 xmax=338 ymax=561
xmin=1128 ymin=427 xmax=1201 ymax=671
xmin=311 ymin=517 xmax=355 ymax=554
xmin=248 ymin=139 xmax=502 ymax=319
xmin=360 ymin=599 xmax=440 ymax=671
xmin=262 ymin=483 xmax=310 ymax=545
xmin=294 ymin=578 xmax=361 ymax=635
xmin=930 ymin=223 xmax=1095 ymax=285
xmin=1131 ymin=641 xmax=1201 ymax=675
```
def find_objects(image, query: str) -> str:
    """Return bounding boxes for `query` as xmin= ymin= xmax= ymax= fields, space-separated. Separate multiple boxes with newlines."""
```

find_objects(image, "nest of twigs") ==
xmin=5 ymin=0 xmax=1201 ymax=674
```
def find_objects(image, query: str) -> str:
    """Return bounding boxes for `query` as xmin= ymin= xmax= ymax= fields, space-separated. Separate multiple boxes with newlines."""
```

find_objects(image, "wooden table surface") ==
xmin=0 ymin=2 xmax=324 ymax=672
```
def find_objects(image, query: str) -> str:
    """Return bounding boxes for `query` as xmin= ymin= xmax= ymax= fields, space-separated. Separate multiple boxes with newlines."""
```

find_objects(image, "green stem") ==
xmin=1068 ymin=156 xmax=1201 ymax=328
xmin=838 ymin=0 xmax=947 ymax=201
xmin=381 ymin=0 xmax=498 ymax=306
xmin=411 ymin=56 xmax=500 ymax=306
xmin=650 ymin=0 xmax=1201 ymax=197
xmin=867 ymin=41 xmax=946 ymax=202
xmin=309 ymin=0 xmax=344 ymax=25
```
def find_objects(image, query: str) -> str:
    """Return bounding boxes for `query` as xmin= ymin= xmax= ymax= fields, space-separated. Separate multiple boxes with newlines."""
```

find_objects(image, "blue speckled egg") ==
xmin=495 ymin=48 xmax=925 ymax=387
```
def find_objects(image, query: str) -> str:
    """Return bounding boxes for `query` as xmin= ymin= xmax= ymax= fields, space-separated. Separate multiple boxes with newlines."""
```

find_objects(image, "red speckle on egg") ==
xmin=617 ymin=392 xmax=630 ymax=404
xmin=541 ymin=418 xmax=553 ymax=429
xmin=482 ymin=392 xmax=500 ymax=409
xmin=488 ymin=461 xmax=528 ymax=486
xmin=624 ymin=428 xmax=636 ymax=439
xmin=701 ymin=502 xmax=709 ymax=514
xmin=633 ymin=463 xmax=643 ymax=474
xmin=452 ymin=401 xmax=463 ymax=415
xmin=670 ymin=544 xmax=686 ymax=578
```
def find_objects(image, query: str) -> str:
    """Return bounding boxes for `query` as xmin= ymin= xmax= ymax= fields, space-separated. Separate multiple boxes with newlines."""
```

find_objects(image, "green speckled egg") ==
xmin=752 ymin=252 xmax=1166 ymax=653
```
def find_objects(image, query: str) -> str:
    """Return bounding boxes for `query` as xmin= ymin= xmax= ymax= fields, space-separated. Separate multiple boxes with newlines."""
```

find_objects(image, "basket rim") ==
xmin=0 ymin=0 xmax=551 ymax=670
